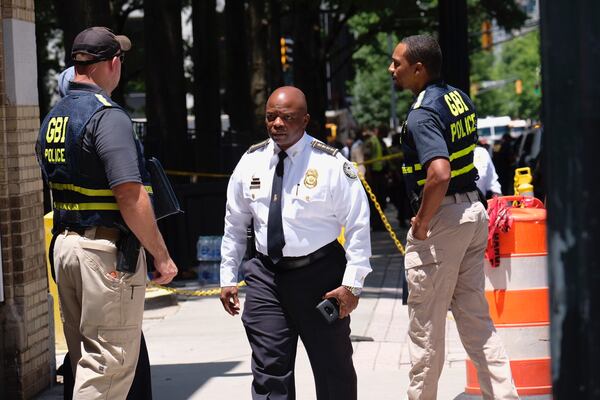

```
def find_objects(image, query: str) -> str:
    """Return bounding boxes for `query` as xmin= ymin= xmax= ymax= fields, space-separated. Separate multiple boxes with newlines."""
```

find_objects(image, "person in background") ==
xmin=351 ymin=130 xmax=366 ymax=176
xmin=341 ymin=135 xmax=353 ymax=160
xmin=363 ymin=128 xmax=387 ymax=231
xmin=387 ymin=133 xmax=410 ymax=227
xmin=474 ymin=139 xmax=502 ymax=198
xmin=493 ymin=133 xmax=516 ymax=195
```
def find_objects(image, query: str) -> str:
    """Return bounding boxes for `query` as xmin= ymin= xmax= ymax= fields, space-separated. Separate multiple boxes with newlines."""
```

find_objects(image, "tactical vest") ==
xmin=401 ymin=82 xmax=478 ymax=198
xmin=38 ymin=91 xmax=152 ymax=233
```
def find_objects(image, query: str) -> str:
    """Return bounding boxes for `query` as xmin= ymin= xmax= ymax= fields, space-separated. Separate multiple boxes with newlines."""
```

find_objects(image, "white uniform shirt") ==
xmin=474 ymin=146 xmax=502 ymax=195
xmin=220 ymin=133 xmax=372 ymax=288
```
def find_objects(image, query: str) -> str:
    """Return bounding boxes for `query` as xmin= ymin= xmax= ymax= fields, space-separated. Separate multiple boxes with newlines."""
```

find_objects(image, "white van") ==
xmin=477 ymin=116 xmax=511 ymax=144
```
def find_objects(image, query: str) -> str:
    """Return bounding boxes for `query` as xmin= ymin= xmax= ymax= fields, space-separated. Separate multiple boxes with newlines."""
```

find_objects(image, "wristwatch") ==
xmin=343 ymin=285 xmax=362 ymax=297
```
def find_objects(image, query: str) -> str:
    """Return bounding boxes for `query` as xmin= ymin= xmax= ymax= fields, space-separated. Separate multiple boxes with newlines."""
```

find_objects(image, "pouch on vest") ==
xmin=147 ymin=157 xmax=183 ymax=220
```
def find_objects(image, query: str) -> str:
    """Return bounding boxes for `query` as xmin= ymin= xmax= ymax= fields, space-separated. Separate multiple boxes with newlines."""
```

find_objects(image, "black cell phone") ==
xmin=316 ymin=298 xmax=339 ymax=324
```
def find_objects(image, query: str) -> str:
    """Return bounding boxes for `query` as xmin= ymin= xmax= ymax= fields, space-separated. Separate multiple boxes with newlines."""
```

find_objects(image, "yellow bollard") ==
xmin=514 ymin=167 xmax=534 ymax=197
xmin=44 ymin=212 xmax=67 ymax=352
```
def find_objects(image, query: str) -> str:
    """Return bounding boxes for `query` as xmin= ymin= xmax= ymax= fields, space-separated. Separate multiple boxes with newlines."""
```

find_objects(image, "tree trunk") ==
xmin=438 ymin=0 xmax=470 ymax=93
xmin=224 ymin=0 xmax=254 ymax=139
xmin=143 ymin=0 xmax=187 ymax=169
xmin=292 ymin=0 xmax=327 ymax=141
xmin=54 ymin=0 xmax=113 ymax=66
xmin=248 ymin=0 xmax=269 ymax=134
xmin=192 ymin=0 xmax=221 ymax=172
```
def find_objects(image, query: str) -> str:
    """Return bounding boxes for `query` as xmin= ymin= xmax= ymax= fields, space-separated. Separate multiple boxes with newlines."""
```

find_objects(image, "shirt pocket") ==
xmin=290 ymin=184 xmax=329 ymax=218
xmin=242 ymin=185 xmax=269 ymax=224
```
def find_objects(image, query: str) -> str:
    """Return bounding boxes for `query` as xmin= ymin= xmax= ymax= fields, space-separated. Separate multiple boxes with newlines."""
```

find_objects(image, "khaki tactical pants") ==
xmin=54 ymin=228 xmax=147 ymax=399
xmin=404 ymin=197 xmax=518 ymax=400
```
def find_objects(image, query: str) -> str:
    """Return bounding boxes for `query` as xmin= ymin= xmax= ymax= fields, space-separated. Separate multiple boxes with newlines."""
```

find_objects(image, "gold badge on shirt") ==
xmin=304 ymin=169 xmax=318 ymax=189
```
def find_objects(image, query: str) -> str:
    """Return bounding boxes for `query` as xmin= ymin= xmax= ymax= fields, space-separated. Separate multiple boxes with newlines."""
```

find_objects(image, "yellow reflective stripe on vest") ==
xmin=404 ymin=144 xmax=475 ymax=175
xmin=416 ymin=163 xmax=475 ymax=186
xmin=50 ymin=182 xmax=113 ymax=196
xmin=53 ymin=202 xmax=120 ymax=211
xmin=449 ymin=144 xmax=476 ymax=161
xmin=50 ymin=183 xmax=153 ymax=196
xmin=402 ymin=164 xmax=422 ymax=174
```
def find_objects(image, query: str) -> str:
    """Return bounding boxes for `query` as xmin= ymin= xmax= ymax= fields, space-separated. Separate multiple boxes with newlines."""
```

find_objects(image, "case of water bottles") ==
xmin=196 ymin=236 xmax=222 ymax=285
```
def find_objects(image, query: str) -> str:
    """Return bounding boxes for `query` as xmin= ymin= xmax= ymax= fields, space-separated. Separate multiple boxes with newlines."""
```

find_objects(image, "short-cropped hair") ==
xmin=401 ymin=34 xmax=442 ymax=79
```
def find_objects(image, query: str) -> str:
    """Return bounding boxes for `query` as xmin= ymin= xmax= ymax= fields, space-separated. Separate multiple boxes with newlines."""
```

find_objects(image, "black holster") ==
xmin=117 ymin=232 xmax=141 ymax=273
xmin=409 ymin=191 xmax=422 ymax=215
xmin=245 ymin=222 xmax=256 ymax=260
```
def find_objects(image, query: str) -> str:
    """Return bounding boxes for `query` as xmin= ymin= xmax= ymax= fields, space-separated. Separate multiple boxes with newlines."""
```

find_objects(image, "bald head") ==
xmin=265 ymin=86 xmax=310 ymax=151
xmin=266 ymin=86 xmax=308 ymax=114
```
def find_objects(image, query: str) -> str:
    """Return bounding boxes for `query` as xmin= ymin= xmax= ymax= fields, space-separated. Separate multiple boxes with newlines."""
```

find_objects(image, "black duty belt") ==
xmin=257 ymin=240 xmax=341 ymax=271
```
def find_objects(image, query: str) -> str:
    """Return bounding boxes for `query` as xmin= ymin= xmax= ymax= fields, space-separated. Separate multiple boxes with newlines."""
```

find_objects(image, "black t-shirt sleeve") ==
xmin=407 ymin=108 xmax=449 ymax=165
xmin=89 ymin=109 xmax=142 ymax=187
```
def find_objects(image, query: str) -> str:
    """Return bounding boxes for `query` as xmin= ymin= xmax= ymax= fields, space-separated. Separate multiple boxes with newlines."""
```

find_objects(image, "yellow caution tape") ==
xmin=149 ymin=280 xmax=247 ymax=297
xmin=165 ymin=153 xmax=404 ymax=179
xmin=359 ymin=152 xmax=403 ymax=166
xmin=357 ymin=169 xmax=406 ymax=256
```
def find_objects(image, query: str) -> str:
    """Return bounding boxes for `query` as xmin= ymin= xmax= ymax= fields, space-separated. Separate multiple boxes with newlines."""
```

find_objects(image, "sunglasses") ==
xmin=116 ymin=52 xmax=125 ymax=63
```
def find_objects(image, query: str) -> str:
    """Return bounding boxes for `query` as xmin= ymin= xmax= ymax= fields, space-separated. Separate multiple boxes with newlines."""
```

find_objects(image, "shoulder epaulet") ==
xmin=94 ymin=93 xmax=113 ymax=107
xmin=247 ymin=138 xmax=270 ymax=154
xmin=311 ymin=140 xmax=339 ymax=157
xmin=412 ymin=89 xmax=426 ymax=109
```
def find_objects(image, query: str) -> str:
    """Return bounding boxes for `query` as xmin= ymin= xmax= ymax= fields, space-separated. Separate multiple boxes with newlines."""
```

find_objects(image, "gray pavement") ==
xmin=37 ymin=214 xmax=471 ymax=399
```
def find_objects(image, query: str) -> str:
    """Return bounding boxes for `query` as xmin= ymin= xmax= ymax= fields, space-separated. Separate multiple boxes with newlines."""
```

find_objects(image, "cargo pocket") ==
xmin=79 ymin=238 xmax=121 ymax=290
xmin=404 ymin=247 xmax=443 ymax=306
xmin=97 ymin=326 xmax=138 ymax=375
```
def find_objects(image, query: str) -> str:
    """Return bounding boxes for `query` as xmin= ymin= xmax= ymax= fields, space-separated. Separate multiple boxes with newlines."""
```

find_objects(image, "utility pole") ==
xmin=541 ymin=1 xmax=600 ymax=398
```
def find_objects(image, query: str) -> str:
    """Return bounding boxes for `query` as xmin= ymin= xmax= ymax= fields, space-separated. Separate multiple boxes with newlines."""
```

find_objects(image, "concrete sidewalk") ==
xmin=37 ymin=218 xmax=470 ymax=399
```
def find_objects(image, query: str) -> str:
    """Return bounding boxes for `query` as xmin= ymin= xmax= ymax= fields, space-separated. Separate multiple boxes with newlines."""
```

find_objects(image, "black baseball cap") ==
xmin=71 ymin=27 xmax=131 ymax=64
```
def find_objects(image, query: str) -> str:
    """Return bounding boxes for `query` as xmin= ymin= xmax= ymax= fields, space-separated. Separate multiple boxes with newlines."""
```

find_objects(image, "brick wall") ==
xmin=0 ymin=0 xmax=52 ymax=398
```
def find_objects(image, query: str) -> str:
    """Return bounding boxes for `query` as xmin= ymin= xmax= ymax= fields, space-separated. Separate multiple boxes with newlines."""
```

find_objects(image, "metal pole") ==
xmin=540 ymin=0 xmax=600 ymax=397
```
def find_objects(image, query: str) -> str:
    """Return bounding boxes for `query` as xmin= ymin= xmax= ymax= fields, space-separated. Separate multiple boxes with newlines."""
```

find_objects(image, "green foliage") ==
xmin=346 ymin=12 xmax=424 ymax=128
xmin=471 ymin=30 xmax=541 ymax=119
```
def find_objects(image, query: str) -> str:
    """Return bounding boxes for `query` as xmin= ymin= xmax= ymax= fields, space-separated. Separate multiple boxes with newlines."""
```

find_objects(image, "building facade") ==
xmin=0 ymin=0 xmax=51 ymax=398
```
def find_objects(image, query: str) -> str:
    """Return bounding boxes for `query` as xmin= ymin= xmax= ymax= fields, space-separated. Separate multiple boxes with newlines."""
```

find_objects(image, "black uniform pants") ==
xmin=241 ymin=243 xmax=357 ymax=400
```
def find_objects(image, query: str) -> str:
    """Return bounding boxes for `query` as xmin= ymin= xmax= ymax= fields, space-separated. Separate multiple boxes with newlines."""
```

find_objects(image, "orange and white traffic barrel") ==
xmin=465 ymin=196 xmax=552 ymax=398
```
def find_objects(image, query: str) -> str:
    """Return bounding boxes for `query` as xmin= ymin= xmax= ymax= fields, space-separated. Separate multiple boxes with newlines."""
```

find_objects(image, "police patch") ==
xmin=343 ymin=162 xmax=357 ymax=179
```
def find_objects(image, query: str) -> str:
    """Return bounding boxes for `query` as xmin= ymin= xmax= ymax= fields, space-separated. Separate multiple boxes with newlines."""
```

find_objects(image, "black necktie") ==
xmin=268 ymin=151 xmax=287 ymax=263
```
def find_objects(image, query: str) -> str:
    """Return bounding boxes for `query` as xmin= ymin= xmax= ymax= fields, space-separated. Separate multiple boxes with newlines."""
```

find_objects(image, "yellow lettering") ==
xmin=467 ymin=113 xmax=476 ymax=134
xmin=43 ymin=147 xmax=66 ymax=163
xmin=449 ymin=92 xmax=465 ymax=115
xmin=46 ymin=119 xmax=55 ymax=143
xmin=450 ymin=121 xmax=457 ymax=142
xmin=61 ymin=117 xmax=69 ymax=143
xmin=458 ymin=93 xmax=470 ymax=112
xmin=53 ymin=117 xmax=63 ymax=143
xmin=444 ymin=94 xmax=459 ymax=116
